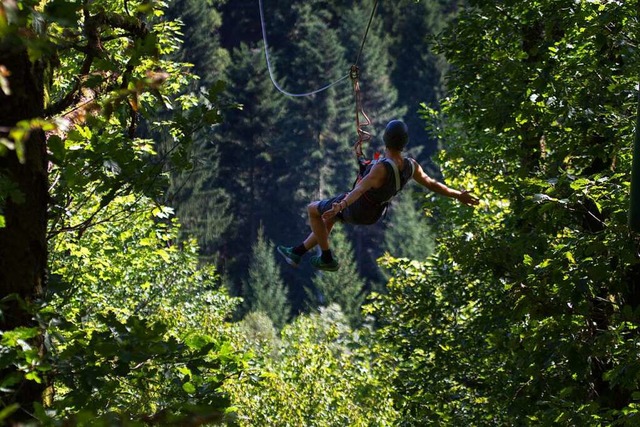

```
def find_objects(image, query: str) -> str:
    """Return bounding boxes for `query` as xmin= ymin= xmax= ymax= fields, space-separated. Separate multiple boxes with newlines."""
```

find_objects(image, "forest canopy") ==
xmin=0 ymin=0 xmax=639 ymax=425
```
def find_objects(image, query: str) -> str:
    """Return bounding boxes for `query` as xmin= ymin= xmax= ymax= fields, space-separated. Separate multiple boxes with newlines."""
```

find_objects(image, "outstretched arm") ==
xmin=412 ymin=161 xmax=479 ymax=207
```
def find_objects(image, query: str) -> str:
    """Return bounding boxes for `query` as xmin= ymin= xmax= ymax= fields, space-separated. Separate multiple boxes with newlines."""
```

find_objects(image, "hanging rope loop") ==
xmin=258 ymin=0 xmax=379 ymax=98
xmin=350 ymin=65 xmax=372 ymax=158
xmin=258 ymin=0 xmax=349 ymax=97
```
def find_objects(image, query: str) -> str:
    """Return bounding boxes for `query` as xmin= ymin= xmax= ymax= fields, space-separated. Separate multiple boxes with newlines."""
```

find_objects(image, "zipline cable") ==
xmin=257 ymin=0 xmax=348 ymax=97
xmin=353 ymin=0 xmax=379 ymax=68
xmin=258 ymin=0 xmax=379 ymax=97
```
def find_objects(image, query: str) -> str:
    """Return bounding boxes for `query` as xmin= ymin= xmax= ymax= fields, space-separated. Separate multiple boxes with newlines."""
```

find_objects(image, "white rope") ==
xmin=257 ymin=0 xmax=350 ymax=97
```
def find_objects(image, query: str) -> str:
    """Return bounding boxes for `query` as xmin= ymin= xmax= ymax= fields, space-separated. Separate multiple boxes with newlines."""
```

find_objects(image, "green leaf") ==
xmin=48 ymin=135 xmax=65 ymax=162
xmin=0 ymin=404 xmax=19 ymax=422
xmin=155 ymin=248 xmax=171 ymax=263
xmin=185 ymin=334 xmax=212 ymax=350
xmin=182 ymin=382 xmax=196 ymax=394
xmin=570 ymin=178 xmax=590 ymax=191
xmin=44 ymin=0 xmax=81 ymax=24
xmin=565 ymin=251 xmax=576 ymax=265
xmin=0 ymin=372 xmax=22 ymax=389
xmin=25 ymin=371 xmax=42 ymax=384
xmin=32 ymin=403 xmax=47 ymax=422
xmin=136 ymin=2 xmax=154 ymax=14
xmin=1 ymin=327 xmax=39 ymax=346
xmin=14 ymin=139 xmax=26 ymax=164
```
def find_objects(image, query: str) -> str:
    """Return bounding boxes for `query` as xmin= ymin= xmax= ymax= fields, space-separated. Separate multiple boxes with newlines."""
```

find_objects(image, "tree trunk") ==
xmin=0 ymin=44 xmax=48 ymax=422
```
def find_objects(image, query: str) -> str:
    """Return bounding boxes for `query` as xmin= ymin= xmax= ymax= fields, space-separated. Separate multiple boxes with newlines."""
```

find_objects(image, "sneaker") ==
xmin=277 ymin=245 xmax=301 ymax=267
xmin=310 ymin=255 xmax=339 ymax=272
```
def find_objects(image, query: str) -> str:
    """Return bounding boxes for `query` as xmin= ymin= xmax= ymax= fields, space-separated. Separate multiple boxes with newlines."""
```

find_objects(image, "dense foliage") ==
xmin=1 ymin=0 xmax=638 ymax=425
xmin=1 ymin=0 xmax=242 ymax=423
xmin=47 ymin=195 xmax=245 ymax=423
xmin=372 ymin=0 xmax=640 ymax=425
xmin=228 ymin=306 xmax=398 ymax=426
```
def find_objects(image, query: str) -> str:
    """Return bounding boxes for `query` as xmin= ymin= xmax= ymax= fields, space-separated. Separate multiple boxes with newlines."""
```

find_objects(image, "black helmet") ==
xmin=383 ymin=120 xmax=409 ymax=150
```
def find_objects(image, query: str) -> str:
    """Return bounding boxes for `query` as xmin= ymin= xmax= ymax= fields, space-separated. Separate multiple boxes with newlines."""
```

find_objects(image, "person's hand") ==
xmin=321 ymin=201 xmax=343 ymax=220
xmin=458 ymin=190 xmax=480 ymax=207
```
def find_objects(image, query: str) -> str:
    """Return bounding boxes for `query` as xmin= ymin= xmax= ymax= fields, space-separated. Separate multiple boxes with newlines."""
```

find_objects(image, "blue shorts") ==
xmin=317 ymin=193 xmax=385 ymax=225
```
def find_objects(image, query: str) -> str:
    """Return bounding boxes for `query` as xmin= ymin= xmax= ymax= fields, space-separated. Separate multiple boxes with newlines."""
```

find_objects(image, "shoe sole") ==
xmin=277 ymin=246 xmax=299 ymax=267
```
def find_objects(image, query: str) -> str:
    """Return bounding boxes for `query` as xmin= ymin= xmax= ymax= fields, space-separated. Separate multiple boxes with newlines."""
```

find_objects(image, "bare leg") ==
xmin=302 ymin=221 xmax=335 ymax=250
xmin=303 ymin=202 xmax=336 ymax=251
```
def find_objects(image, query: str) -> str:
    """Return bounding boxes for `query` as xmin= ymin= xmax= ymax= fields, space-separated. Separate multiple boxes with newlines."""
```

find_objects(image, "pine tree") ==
xmin=243 ymin=226 xmax=290 ymax=329
xmin=340 ymin=1 xmax=406 ymax=141
xmin=255 ymin=2 xmax=358 ymax=306
xmin=166 ymin=0 xmax=230 ymax=85
xmin=310 ymin=224 xmax=366 ymax=327
xmin=271 ymin=2 xmax=352 ymax=202
xmin=262 ymin=2 xmax=357 ymax=295
xmin=213 ymin=42 xmax=287 ymax=278
xmin=379 ymin=0 xmax=453 ymax=159
xmin=219 ymin=0 xmax=263 ymax=49
xmin=167 ymin=141 xmax=232 ymax=262
xmin=162 ymin=0 xmax=233 ymax=262
xmin=215 ymin=0 xmax=441 ymax=300
xmin=383 ymin=187 xmax=435 ymax=260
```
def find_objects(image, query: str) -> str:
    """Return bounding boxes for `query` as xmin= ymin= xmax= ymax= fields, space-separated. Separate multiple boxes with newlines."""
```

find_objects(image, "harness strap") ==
xmin=371 ymin=158 xmax=402 ymax=205
xmin=354 ymin=157 xmax=413 ymax=205
xmin=384 ymin=158 xmax=401 ymax=193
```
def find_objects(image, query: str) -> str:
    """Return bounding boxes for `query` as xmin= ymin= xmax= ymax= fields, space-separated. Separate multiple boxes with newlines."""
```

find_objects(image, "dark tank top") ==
xmin=343 ymin=157 xmax=415 ymax=225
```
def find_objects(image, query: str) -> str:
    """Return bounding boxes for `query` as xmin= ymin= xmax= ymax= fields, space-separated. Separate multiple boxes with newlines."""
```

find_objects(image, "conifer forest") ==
xmin=1 ymin=0 xmax=640 ymax=425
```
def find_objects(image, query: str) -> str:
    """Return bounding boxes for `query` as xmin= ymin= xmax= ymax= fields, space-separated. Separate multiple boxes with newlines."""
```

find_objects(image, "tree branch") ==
xmin=45 ymin=7 xmax=149 ymax=117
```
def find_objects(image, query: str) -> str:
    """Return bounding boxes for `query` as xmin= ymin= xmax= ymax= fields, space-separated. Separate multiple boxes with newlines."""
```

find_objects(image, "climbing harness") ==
xmin=350 ymin=157 xmax=415 ymax=223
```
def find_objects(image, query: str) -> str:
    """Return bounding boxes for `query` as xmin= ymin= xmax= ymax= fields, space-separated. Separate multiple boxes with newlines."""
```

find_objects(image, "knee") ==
xmin=308 ymin=201 xmax=320 ymax=217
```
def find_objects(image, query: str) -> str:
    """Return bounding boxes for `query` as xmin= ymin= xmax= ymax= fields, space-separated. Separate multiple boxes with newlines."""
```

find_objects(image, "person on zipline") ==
xmin=277 ymin=119 xmax=480 ymax=271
